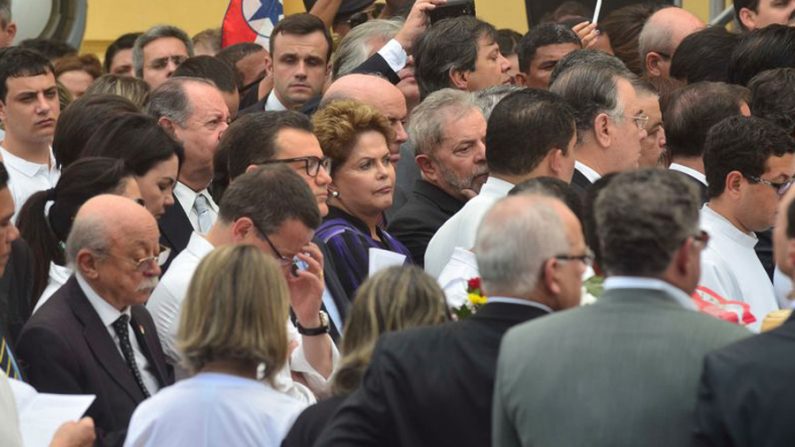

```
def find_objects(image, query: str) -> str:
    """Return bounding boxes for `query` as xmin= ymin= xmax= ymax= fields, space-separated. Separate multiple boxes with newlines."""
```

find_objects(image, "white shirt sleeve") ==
xmin=287 ymin=320 xmax=340 ymax=396
xmin=147 ymin=284 xmax=182 ymax=365
xmin=377 ymin=38 xmax=408 ymax=74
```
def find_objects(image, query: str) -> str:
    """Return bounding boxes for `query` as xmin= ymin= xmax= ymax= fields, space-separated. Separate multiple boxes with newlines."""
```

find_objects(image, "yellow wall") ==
xmin=82 ymin=0 xmax=717 ymax=57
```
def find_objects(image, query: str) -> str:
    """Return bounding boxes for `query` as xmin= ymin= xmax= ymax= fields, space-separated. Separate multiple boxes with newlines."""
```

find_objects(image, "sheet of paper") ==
xmin=368 ymin=248 xmax=406 ymax=277
xmin=8 ymin=379 xmax=95 ymax=447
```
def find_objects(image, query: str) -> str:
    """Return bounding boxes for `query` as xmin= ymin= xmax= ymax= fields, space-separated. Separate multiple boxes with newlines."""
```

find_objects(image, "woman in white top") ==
xmin=124 ymin=245 xmax=306 ymax=447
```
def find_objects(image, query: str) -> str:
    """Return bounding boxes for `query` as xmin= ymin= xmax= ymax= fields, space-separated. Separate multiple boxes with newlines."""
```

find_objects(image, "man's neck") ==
xmin=424 ymin=177 xmax=467 ymax=202
xmin=273 ymin=90 xmax=302 ymax=112
xmin=178 ymin=167 xmax=212 ymax=192
xmin=2 ymin=133 xmax=51 ymax=165
xmin=670 ymin=156 xmax=704 ymax=174
xmin=706 ymin=198 xmax=752 ymax=234
xmin=574 ymin=147 xmax=608 ymax=177
xmin=205 ymin=223 xmax=231 ymax=247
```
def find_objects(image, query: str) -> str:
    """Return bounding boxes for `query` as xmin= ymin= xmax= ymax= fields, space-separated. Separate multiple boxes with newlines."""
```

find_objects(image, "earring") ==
xmin=330 ymin=191 xmax=340 ymax=198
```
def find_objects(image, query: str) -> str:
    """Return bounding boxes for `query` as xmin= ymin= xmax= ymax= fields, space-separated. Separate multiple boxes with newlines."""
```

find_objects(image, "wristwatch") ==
xmin=297 ymin=311 xmax=330 ymax=336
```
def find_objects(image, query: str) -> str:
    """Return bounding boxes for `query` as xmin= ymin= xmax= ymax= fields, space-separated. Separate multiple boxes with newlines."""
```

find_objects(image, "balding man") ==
xmin=16 ymin=195 xmax=174 ymax=447
xmin=638 ymin=7 xmax=704 ymax=90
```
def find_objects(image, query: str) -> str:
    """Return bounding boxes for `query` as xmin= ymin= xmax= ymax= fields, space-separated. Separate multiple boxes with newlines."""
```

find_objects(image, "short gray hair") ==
xmin=475 ymin=195 xmax=569 ymax=297
xmin=146 ymin=76 xmax=215 ymax=126
xmin=332 ymin=19 xmax=401 ymax=80
xmin=133 ymin=25 xmax=195 ymax=78
xmin=65 ymin=215 xmax=110 ymax=267
xmin=550 ymin=64 xmax=637 ymax=140
xmin=409 ymin=88 xmax=480 ymax=157
xmin=595 ymin=169 xmax=700 ymax=277
xmin=638 ymin=11 xmax=673 ymax=76
xmin=474 ymin=84 xmax=523 ymax=120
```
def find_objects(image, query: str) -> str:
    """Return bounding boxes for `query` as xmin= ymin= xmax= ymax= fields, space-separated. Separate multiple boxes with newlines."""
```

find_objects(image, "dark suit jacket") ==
xmin=157 ymin=201 xmax=193 ymax=273
xmin=672 ymin=170 xmax=709 ymax=205
xmin=692 ymin=312 xmax=795 ymax=447
xmin=281 ymin=395 xmax=347 ymax=447
xmin=239 ymin=93 xmax=321 ymax=116
xmin=15 ymin=277 xmax=174 ymax=447
xmin=387 ymin=180 xmax=466 ymax=266
xmin=0 ymin=239 xmax=34 ymax=345
xmin=570 ymin=167 xmax=592 ymax=202
xmin=352 ymin=52 xmax=400 ymax=84
xmin=315 ymin=301 xmax=549 ymax=447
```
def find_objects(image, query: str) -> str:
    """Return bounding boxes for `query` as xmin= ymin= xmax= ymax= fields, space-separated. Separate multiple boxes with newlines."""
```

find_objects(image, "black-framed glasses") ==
xmin=255 ymin=156 xmax=332 ymax=178
xmin=248 ymin=217 xmax=298 ymax=271
xmin=743 ymin=174 xmax=795 ymax=196
xmin=554 ymin=248 xmax=595 ymax=268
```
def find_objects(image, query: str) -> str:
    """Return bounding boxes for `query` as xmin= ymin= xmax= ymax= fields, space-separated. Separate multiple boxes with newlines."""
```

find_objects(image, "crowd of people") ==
xmin=0 ymin=0 xmax=795 ymax=445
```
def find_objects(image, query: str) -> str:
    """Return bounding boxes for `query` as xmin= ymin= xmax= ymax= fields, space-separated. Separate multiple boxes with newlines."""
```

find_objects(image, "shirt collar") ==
xmin=186 ymin=231 xmax=215 ymax=258
xmin=669 ymin=163 xmax=707 ymax=186
xmin=0 ymin=146 xmax=56 ymax=178
xmin=701 ymin=204 xmax=757 ymax=248
xmin=480 ymin=176 xmax=515 ymax=198
xmin=173 ymin=182 xmax=217 ymax=217
xmin=487 ymin=296 xmax=554 ymax=313
xmin=75 ymin=272 xmax=131 ymax=328
xmin=265 ymin=92 xmax=288 ymax=112
xmin=603 ymin=276 xmax=697 ymax=310
xmin=575 ymin=161 xmax=602 ymax=183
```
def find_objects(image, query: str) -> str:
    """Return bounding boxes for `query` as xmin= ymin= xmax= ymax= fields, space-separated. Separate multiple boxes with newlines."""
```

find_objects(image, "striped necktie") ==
xmin=0 ymin=335 xmax=21 ymax=380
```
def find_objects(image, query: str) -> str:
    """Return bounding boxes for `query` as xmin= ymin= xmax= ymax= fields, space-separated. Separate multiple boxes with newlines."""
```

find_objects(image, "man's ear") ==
xmin=415 ymin=154 xmax=436 ymax=180
xmin=0 ymin=98 xmax=7 ymax=123
xmin=449 ymin=68 xmax=469 ymax=90
xmin=645 ymin=52 xmax=664 ymax=78
xmin=542 ymin=258 xmax=561 ymax=296
xmin=245 ymin=164 xmax=259 ymax=175
xmin=593 ymin=113 xmax=611 ymax=148
xmin=514 ymin=71 xmax=528 ymax=88
xmin=230 ymin=216 xmax=255 ymax=242
xmin=157 ymin=116 xmax=177 ymax=137
xmin=4 ymin=22 xmax=16 ymax=43
xmin=547 ymin=148 xmax=565 ymax=177
xmin=725 ymin=171 xmax=744 ymax=198
xmin=738 ymin=8 xmax=756 ymax=30
xmin=76 ymin=249 xmax=100 ymax=279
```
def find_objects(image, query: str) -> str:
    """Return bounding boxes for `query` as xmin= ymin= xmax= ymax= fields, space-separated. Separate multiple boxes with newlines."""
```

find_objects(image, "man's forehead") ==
xmin=275 ymin=127 xmax=321 ymax=154
xmin=441 ymin=108 xmax=484 ymax=141
xmin=144 ymin=36 xmax=188 ymax=53
xmin=272 ymin=31 xmax=329 ymax=57
xmin=6 ymin=72 xmax=56 ymax=94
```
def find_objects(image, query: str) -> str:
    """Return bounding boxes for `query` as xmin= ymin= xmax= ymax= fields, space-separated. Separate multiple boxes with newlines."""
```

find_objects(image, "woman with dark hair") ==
xmin=82 ymin=113 xmax=184 ymax=219
xmin=16 ymin=157 xmax=142 ymax=307
xmin=51 ymin=94 xmax=140 ymax=168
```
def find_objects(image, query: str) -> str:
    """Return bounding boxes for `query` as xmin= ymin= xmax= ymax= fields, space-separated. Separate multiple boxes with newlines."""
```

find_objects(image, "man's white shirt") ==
xmin=0 ymin=146 xmax=59 ymax=221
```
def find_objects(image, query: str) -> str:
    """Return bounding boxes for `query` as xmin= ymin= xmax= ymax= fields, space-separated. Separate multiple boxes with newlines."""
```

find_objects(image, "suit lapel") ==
xmin=158 ymin=202 xmax=193 ymax=272
xmin=65 ymin=278 xmax=145 ymax=403
xmin=130 ymin=307 xmax=169 ymax=387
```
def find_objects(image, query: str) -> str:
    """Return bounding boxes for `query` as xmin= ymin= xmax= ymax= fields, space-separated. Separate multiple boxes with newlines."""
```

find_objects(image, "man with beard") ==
xmin=388 ymin=89 xmax=486 ymax=266
xmin=424 ymin=88 xmax=577 ymax=277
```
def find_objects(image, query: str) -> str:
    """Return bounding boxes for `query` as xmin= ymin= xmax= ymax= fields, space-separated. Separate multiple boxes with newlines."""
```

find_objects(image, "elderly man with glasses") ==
xmin=699 ymin=115 xmax=795 ymax=332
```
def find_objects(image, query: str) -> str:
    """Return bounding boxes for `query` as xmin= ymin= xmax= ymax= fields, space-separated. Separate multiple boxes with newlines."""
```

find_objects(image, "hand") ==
xmin=572 ymin=21 xmax=599 ymax=49
xmin=394 ymin=0 xmax=447 ymax=52
xmin=50 ymin=417 xmax=95 ymax=447
xmin=285 ymin=242 xmax=325 ymax=327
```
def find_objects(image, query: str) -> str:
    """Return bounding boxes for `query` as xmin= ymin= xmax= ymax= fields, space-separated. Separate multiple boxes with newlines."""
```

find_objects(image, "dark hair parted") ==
xmin=729 ymin=24 xmax=795 ymax=86
xmin=663 ymin=81 xmax=748 ymax=159
xmin=749 ymin=68 xmax=795 ymax=136
xmin=485 ymin=89 xmax=575 ymax=176
xmin=414 ymin=16 xmax=498 ymax=99
xmin=517 ymin=23 xmax=580 ymax=73
xmin=549 ymin=48 xmax=629 ymax=86
xmin=704 ymin=116 xmax=795 ymax=199
xmin=16 ymin=157 xmax=134 ymax=302
xmin=312 ymin=99 xmax=394 ymax=176
xmin=496 ymin=28 xmax=522 ymax=56
xmin=173 ymin=55 xmax=237 ymax=93
xmin=218 ymin=164 xmax=321 ymax=234
xmin=104 ymin=32 xmax=142 ymax=73
xmin=0 ymin=47 xmax=54 ymax=101
xmin=222 ymin=111 xmax=313 ymax=180
xmin=670 ymin=27 xmax=740 ymax=84
xmin=269 ymin=13 xmax=333 ymax=63
xmin=595 ymin=169 xmax=700 ymax=277
xmin=52 ymin=94 xmax=140 ymax=168
xmin=599 ymin=2 xmax=663 ymax=76
xmin=81 ymin=113 xmax=184 ymax=176
xmin=17 ymin=38 xmax=76 ymax=61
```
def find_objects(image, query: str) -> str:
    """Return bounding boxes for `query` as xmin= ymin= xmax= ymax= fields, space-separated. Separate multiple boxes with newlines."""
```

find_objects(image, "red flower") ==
xmin=467 ymin=277 xmax=481 ymax=291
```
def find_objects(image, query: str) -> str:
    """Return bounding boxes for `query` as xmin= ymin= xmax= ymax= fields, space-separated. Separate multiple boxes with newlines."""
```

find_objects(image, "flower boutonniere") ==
xmin=453 ymin=277 xmax=488 ymax=319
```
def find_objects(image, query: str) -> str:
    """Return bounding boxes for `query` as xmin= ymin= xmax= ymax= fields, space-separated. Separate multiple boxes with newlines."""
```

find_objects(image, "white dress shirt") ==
xmin=604 ymin=276 xmax=697 ymax=310
xmin=76 ymin=273 xmax=160 ymax=395
xmin=698 ymin=204 xmax=778 ymax=332
xmin=574 ymin=161 xmax=602 ymax=184
xmin=146 ymin=232 xmax=339 ymax=402
xmin=669 ymin=163 xmax=707 ymax=186
xmin=265 ymin=91 xmax=288 ymax=112
xmin=424 ymin=176 xmax=515 ymax=278
xmin=377 ymin=38 xmax=408 ymax=73
xmin=172 ymin=182 xmax=218 ymax=234
xmin=34 ymin=262 xmax=72 ymax=312
xmin=437 ymin=247 xmax=479 ymax=308
xmin=124 ymin=372 xmax=306 ymax=447
xmin=0 ymin=146 xmax=60 ymax=222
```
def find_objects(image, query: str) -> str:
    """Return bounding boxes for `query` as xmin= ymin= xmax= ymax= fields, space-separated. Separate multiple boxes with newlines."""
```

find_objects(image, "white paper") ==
xmin=368 ymin=248 xmax=406 ymax=277
xmin=8 ymin=379 xmax=95 ymax=447
xmin=592 ymin=0 xmax=603 ymax=24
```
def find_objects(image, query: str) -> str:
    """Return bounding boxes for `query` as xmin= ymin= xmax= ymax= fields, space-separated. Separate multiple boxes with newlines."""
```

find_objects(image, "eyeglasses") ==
xmin=148 ymin=55 xmax=187 ymax=70
xmin=554 ymin=248 xmax=595 ymax=268
xmin=248 ymin=218 xmax=300 ymax=273
xmin=626 ymin=113 xmax=650 ymax=130
xmin=105 ymin=244 xmax=170 ymax=273
xmin=743 ymin=174 xmax=795 ymax=196
xmin=655 ymin=51 xmax=672 ymax=60
xmin=256 ymin=156 xmax=332 ymax=178
xmin=692 ymin=230 xmax=710 ymax=248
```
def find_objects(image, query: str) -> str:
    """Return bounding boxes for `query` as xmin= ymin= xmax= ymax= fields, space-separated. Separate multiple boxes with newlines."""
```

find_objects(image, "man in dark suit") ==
xmin=316 ymin=192 xmax=587 ymax=446
xmin=493 ymin=170 xmax=750 ymax=447
xmin=691 ymin=186 xmax=795 ymax=446
xmin=16 ymin=195 xmax=174 ymax=447
xmin=550 ymin=59 xmax=645 ymax=200
xmin=387 ymin=89 xmax=486 ymax=265
xmin=148 ymin=77 xmax=231 ymax=270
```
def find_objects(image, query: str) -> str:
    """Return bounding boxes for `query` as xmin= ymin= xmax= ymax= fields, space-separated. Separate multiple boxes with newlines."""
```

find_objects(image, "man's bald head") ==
xmin=321 ymin=74 xmax=408 ymax=160
xmin=639 ymin=7 xmax=705 ymax=81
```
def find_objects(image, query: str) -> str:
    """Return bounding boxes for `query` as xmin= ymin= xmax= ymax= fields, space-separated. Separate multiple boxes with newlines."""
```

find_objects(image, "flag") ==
xmin=222 ymin=0 xmax=285 ymax=48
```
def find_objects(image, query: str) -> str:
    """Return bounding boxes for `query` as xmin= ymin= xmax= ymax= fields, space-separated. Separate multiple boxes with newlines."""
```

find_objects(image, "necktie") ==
xmin=0 ymin=335 xmax=20 ymax=380
xmin=111 ymin=315 xmax=150 ymax=398
xmin=193 ymin=194 xmax=213 ymax=234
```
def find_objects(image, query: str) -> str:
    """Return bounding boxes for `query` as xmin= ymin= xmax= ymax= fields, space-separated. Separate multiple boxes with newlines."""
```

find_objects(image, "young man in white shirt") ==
xmin=0 ymin=47 xmax=61 ymax=220
xmin=699 ymin=115 xmax=795 ymax=332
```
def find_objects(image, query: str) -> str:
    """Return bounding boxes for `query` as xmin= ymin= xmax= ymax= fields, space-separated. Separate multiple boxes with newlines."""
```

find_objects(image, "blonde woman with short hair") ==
xmin=124 ymin=245 xmax=306 ymax=447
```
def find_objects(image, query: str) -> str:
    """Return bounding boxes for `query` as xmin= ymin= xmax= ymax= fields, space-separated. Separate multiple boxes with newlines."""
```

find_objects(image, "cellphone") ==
xmin=429 ymin=0 xmax=476 ymax=24
xmin=292 ymin=258 xmax=309 ymax=278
